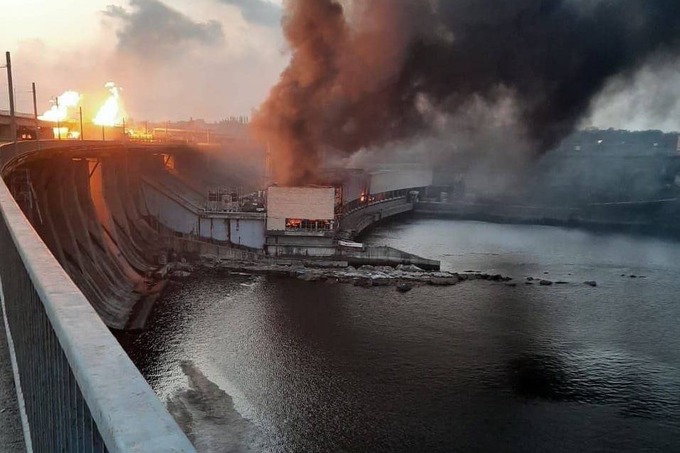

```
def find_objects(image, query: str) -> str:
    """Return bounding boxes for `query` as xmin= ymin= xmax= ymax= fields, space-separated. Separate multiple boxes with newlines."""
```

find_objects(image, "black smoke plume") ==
xmin=253 ymin=0 xmax=680 ymax=185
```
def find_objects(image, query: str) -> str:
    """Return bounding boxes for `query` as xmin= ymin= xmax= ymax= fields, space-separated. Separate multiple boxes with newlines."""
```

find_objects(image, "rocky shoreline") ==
xmin=158 ymin=255 xmax=615 ymax=292
xmin=194 ymin=255 xmax=509 ymax=289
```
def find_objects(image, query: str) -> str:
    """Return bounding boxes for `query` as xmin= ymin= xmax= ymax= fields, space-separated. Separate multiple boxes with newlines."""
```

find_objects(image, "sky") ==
xmin=0 ymin=0 xmax=678 ymax=132
xmin=0 ymin=0 xmax=286 ymax=121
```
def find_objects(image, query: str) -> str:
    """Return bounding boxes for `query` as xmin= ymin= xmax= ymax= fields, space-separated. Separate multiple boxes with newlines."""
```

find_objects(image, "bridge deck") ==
xmin=0 ymin=312 xmax=25 ymax=452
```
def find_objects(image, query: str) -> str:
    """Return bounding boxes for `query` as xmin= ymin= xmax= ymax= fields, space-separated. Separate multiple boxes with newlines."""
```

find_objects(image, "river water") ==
xmin=116 ymin=219 xmax=680 ymax=452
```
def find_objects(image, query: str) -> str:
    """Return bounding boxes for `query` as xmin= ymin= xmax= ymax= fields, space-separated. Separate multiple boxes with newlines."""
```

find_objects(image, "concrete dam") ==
xmin=2 ymin=140 xmax=265 ymax=330
xmin=2 ymin=139 xmax=437 ymax=331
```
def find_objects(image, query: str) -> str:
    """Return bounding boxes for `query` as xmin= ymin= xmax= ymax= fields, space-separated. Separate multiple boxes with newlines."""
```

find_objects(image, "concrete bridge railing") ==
xmin=0 ymin=142 xmax=195 ymax=451
xmin=340 ymin=196 xmax=413 ymax=237
xmin=0 ymin=139 xmax=188 ymax=176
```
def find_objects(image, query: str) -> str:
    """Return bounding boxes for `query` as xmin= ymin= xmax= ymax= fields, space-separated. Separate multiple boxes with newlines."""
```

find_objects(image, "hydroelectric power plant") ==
xmin=2 ymin=103 xmax=680 ymax=451
xmin=4 ymin=0 xmax=680 ymax=449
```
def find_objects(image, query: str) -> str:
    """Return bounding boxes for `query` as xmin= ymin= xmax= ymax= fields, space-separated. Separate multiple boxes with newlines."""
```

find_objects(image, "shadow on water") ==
xmin=167 ymin=361 xmax=263 ymax=453
xmin=508 ymin=350 xmax=680 ymax=421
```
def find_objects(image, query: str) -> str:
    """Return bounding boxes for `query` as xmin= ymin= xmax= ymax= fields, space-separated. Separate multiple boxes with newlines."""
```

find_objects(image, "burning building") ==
xmin=265 ymin=186 xmax=339 ymax=257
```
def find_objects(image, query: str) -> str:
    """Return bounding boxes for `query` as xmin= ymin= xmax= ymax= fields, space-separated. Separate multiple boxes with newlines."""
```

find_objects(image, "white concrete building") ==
xmin=266 ymin=186 xmax=337 ymax=232
xmin=265 ymin=186 xmax=338 ymax=257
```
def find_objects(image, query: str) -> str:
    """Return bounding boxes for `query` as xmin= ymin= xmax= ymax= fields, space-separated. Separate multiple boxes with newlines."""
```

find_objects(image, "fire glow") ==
xmin=38 ymin=90 xmax=81 ymax=122
xmin=38 ymin=82 xmax=127 ymax=138
xmin=93 ymin=82 xmax=125 ymax=127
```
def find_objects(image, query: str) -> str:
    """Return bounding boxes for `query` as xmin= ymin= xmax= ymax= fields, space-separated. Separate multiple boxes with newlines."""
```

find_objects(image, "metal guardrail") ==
xmin=0 ymin=145 xmax=195 ymax=451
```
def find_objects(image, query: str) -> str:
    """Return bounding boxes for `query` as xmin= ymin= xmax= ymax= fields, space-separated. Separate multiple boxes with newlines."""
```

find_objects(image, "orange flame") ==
xmin=93 ymin=82 xmax=125 ymax=126
xmin=38 ymin=91 xmax=81 ymax=122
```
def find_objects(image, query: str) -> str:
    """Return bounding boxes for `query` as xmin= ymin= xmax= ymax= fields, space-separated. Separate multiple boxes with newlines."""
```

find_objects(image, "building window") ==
xmin=285 ymin=218 xmax=333 ymax=231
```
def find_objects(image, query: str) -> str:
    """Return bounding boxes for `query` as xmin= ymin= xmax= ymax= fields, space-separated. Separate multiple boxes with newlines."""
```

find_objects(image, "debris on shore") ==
xmin=154 ymin=259 xmax=195 ymax=280
xmin=196 ymin=255 xmax=513 ymax=290
xmin=191 ymin=255 xmax=610 ymax=291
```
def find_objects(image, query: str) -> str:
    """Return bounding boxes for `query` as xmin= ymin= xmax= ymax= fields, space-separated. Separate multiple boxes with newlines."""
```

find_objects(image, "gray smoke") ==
xmin=104 ymin=0 xmax=224 ymax=59
xmin=217 ymin=0 xmax=281 ymax=26
xmin=587 ymin=54 xmax=680 ymax=132
xmin=253 ymin=0 xmax=680 ymax=185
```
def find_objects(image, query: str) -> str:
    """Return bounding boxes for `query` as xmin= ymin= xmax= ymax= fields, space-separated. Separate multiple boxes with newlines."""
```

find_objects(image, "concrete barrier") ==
xmin=337 ymin=245 xmax=440 ymax=270
xmin=340 ymin=197 xmax=413 ymax=237
xmin=0 ymin=146 xmax=195 ymax=451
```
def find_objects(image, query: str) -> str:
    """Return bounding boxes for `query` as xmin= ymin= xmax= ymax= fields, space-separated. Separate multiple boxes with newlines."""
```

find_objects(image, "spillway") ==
xmin=2 ymin=141 xmax=263 ymax=329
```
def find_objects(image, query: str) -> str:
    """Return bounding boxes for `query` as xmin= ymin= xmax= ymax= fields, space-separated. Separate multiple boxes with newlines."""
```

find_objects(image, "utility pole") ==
xmin=55 ymin=96 xmax=61 ymax=140
xmin=32 ymin=82 xmax=38 ymax=141
xmin=5 ymin=52 xmax=17 ymax=143
xmin=79 ymin=106 xmax=83 ymax=140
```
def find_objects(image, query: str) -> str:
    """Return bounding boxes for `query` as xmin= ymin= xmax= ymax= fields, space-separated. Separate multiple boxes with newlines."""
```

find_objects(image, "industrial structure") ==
xmin=6 ymin=48 xmax=679 ymax=452
xmin=265 ymin=186 xmax=339 ymax=256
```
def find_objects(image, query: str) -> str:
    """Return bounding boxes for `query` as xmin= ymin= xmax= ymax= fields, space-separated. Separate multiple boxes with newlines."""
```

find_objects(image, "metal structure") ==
xmin=0 ymin=141 xmax=195 ymax=452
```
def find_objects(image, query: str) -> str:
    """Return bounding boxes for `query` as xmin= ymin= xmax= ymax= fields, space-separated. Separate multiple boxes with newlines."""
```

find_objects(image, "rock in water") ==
xmin=396 ymin=283 xmax=413 ymax=293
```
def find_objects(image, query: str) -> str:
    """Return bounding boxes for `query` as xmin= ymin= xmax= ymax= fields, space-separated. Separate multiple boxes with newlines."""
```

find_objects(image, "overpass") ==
xmin=0 ymin=139 xmax=196 ymax=451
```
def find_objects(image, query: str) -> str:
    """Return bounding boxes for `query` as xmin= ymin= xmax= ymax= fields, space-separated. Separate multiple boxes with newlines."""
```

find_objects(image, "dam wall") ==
xmin=12 ymin=152 xmax=167 ymax=329
xmin=1 ymin=142 xmax=226 ymax=329
xmin=1 ymin=142 xmax=272 ymax=329
xmin=0 ymin=140 xmax=196 ymax=450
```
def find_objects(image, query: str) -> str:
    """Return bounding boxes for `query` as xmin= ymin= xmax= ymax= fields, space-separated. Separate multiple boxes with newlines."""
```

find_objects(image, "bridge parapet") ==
xmin=340 ymin=196 xmax=413 ymax=238
xmin=0 ymin=139 xmax=190 ymax=176
xmin=0 ymin=147 xmax=194 ymax=451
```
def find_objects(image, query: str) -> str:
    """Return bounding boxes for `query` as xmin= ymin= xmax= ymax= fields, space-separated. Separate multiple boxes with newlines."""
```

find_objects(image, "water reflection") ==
xmin=509 ymin=349 xmax=680 ymax=420
xmin=118 ymin=220 xmax=680 ymax=452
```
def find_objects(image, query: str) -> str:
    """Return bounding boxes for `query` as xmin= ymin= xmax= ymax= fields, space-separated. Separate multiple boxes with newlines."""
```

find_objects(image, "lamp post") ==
xmin=32 ymin=82 xmax=39 ymax=142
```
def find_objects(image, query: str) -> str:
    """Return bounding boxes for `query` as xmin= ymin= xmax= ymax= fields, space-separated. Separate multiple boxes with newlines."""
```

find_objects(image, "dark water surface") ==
xmin=117 ymin=219 xmax=680 ymax=452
